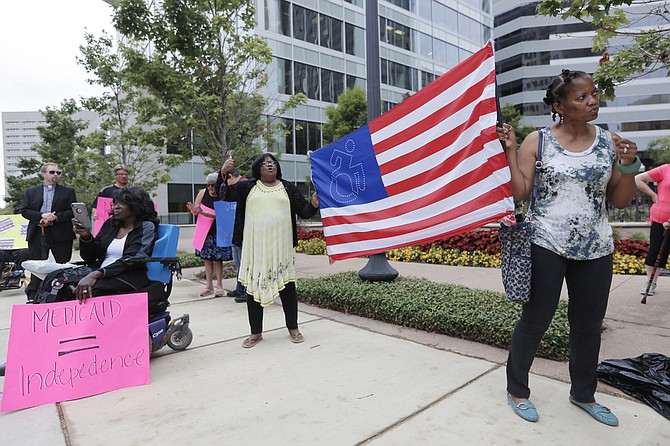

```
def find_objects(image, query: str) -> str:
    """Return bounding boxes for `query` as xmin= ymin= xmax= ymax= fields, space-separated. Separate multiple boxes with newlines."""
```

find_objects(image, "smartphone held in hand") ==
xmin=71 ymin=202 xmax=92 ymax=231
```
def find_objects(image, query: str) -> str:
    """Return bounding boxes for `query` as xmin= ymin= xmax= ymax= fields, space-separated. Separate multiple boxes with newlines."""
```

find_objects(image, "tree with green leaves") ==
xmin=112 ymin=0 xmax=305 ymax=173
xmin=78 ymin=31 xmax=188 ymax=193
xmin=538 ymin=0 xmax=670 ymax=99
xmin=645 ymin=136 xmax=670 ymax=166
xmin=5 ymin=100 xmax=109 ymax=209
xmin=322 ymin=87 xmax=368 ymax=144
xmin=500 ymin=103 xmax=536 ymax=145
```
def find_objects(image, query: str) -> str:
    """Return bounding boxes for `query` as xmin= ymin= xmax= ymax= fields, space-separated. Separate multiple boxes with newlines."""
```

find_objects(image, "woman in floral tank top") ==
xmin=497 ymin=70 xmax=640 ymax=427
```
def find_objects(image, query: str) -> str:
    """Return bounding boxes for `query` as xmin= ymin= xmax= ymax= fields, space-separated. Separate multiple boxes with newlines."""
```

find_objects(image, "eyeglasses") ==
xmin=115 ymin=172 xmax=129 ymax=176
xmin=261 ymin=161 xmax=277 ymax=167
xmin=48 ymin=170 xmax=62 ymax=175
xmin=206 ymin=183 xmax=216 ymax=187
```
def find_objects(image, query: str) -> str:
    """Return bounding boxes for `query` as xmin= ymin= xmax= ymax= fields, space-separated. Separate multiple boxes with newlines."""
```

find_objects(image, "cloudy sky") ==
xmin=0 ymin=1 xmax=115 ymax=112
xmin=0 ymin=1 xmax=115 ymax=203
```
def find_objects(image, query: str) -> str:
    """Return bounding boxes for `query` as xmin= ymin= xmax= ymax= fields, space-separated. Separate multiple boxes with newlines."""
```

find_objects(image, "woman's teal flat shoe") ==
xmin=507 ymin=394 xmax=538 ymax=422
xmin=569 ymin=396 xmax=619 ymax=426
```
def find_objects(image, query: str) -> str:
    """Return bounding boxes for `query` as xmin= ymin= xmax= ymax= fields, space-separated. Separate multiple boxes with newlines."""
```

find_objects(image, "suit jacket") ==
xmin=19 ymin=184 xmax=77 ymax=242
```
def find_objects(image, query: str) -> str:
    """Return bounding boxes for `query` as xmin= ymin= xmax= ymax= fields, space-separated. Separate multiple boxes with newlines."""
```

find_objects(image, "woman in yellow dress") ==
xmin=218 ymin=153 xmax=319 ymax=348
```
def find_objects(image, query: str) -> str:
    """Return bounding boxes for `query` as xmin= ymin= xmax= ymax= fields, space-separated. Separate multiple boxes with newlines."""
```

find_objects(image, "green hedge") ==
xmin=177 ymin=251 xmax=204 ymax=268
xmin=298 ymin=272 xmax=570 ymax=361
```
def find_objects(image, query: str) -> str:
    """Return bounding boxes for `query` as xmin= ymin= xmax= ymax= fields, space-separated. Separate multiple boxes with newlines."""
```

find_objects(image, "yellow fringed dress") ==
xmin=239 ymin=181 xmax=297 ymax=307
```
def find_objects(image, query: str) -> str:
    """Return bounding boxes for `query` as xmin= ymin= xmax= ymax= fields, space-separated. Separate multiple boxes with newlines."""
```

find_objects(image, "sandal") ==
xmin=242 ymin=335 xmax=262 ymax=349
xmin=289 ymin=329 xmax=304 ymax=344
xmin=200 ymin=288 xmax=214 ymax=297
xmin=215 ymin=288 xmax=225 ymax=297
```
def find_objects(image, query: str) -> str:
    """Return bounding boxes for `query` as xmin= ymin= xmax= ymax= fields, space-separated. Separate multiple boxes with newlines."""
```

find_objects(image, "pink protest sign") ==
xmin=94 ymin=197 xmax=159 ymax=236
xmin=192 ymin=204 xmax=215 ymax=251
xmin=1 ymin=293 xmax=150 ymax=412
xmin=93 ymin=197 xmax=113 ymax=236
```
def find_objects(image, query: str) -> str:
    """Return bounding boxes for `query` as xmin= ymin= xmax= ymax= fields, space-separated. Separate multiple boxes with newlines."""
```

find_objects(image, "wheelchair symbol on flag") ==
xmin=328 ymin=139 xmax=366 ymax=204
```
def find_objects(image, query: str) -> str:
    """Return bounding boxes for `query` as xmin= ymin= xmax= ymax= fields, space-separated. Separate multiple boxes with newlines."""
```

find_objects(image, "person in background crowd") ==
xmin=18 ymin=162 xmax=77 ymax=302
xmin=635 ymin=165 xmax=670 ymax=296
xmin=186 ymin=172 xmax=231 ymax=297
xmin=497 ymin=69 xmax=639 ymax=427
xmin=218 ymin=153 xmax=319 ymax=348
xmin=225 ymin=168 xmax=248 ymax=302
xmin=92 ymin=164 xmax=130 ymax=221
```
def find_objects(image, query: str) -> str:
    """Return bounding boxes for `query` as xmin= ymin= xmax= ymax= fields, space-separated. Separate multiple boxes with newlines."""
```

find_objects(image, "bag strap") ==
xmin=528 ymin=128 xmax=544 ymax=211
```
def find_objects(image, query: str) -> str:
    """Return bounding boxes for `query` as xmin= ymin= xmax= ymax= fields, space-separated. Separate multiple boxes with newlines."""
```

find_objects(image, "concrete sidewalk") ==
xmin=0 ymin=253 xmax=669 ymax=445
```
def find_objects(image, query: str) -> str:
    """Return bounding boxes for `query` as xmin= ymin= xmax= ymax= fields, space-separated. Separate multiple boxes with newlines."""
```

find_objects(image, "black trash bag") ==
xmin=597 ymin=353 xmax=670 ymax=421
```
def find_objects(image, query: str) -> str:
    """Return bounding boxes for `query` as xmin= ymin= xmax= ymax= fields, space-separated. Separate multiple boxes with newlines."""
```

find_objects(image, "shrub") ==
xmin=298 ymin=272 xmax=570 ymax=360
xmin=177 ymin=251 xmax=204 ymax=268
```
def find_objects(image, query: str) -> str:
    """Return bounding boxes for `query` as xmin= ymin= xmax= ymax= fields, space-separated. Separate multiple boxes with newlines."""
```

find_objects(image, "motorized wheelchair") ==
xmin=142 ymin=224 xmax=193 ymax=353
xmin=25 ymin=224 xmax=193 ymax=353
xmin=0 ymin=225 xmax=192 ymax=378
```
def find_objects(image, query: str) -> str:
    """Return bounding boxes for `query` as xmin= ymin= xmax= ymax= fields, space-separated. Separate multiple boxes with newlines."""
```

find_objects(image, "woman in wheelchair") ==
xmin=72 ymin=186 xmax=159 ymax=303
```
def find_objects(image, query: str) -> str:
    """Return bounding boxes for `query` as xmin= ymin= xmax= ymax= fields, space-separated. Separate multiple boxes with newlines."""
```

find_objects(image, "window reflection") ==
xmin=345 ymin=23 xmax=365 ymax=57
xmin=321 ymin=69 xmax=345 ymax=103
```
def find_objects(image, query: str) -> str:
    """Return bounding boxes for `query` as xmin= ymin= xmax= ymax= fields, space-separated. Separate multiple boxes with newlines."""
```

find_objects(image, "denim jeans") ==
xmin=232 ymin=245 xmax=245 ymax=294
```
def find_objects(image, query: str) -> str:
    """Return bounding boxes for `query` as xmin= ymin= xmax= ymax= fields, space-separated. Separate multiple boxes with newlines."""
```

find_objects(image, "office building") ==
xmin=494 ymin=0 xmax=670 ymax=156
xmin=258 ymin=0 xmax=494 ymax=187
xmin=1 ymin=110 xmax=102 ymax=179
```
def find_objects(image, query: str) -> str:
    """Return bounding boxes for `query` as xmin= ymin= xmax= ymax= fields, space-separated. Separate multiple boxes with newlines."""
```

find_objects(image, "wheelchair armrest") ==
xmin=124 ymin=256 xmax=182 ymax=280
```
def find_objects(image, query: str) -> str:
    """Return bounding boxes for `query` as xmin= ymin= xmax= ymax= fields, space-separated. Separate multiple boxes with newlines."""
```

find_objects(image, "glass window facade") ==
xmin=321 ymin=68 xmax=345 ymax=103
xmin=381 ymin=59 xmax=418 ymax=90
xmin=294 ymin=62 xmax=320 ymax=100
xmin=320 ymin=15 xmax=343 ymax=51
xmin=294 ymin=119 xmax=322 ymax=154
xmin=264 ymin=0 xmax=291 ymax=36
xmin=268 ymin=57 xmax=292 ymax=95
xmin=345 ymin=23 xmax=365 ymax=57
xmin=380 ymin=17 xmax=412 ymax=51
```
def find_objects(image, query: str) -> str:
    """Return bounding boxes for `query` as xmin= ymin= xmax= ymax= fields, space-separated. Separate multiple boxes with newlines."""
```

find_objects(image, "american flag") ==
xmin=310 ymin=42 xmax=513 ymax=261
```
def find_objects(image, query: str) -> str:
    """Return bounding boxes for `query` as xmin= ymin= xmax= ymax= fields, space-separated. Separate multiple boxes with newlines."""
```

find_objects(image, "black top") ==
xmin=200 ymin=191 xmax=220 ymax=237
xmin=216 ymin=173 xmax=318 ymax=248
xmin=92 ymin=184 xmax=122 ymax=208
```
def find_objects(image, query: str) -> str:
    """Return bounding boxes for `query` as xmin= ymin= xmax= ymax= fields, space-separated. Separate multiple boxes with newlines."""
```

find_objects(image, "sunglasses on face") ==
xmin=206 ymin=183 xmax=216 ymax=187
xmin=48 ymin=170 xmax=62 ymax=175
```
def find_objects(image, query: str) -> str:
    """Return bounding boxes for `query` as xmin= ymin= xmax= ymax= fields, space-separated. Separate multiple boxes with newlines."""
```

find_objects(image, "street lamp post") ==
xmin=358 ymin=0 xmax=398 ymax=282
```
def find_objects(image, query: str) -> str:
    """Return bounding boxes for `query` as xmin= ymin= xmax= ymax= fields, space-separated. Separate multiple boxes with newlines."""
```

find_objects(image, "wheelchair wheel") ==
xmin=167 ymin=327 xmax=193 ymax=350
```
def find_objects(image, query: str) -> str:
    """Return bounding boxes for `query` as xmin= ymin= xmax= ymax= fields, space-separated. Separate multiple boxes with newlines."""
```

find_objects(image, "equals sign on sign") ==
xmin=57 ymin=335 xmax=100 ymax=356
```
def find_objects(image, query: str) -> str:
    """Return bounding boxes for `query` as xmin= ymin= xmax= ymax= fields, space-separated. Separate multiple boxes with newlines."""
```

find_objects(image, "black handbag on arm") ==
xmin=498 ymin=129 xmax=544 ymax=304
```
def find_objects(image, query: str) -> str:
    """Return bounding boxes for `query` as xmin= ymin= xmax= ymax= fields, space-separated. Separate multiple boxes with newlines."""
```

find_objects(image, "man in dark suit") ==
xmin=18 ymin=162 xmax=77 ymax=303
xmin=19 ymin=162 xmax=77 ymax=263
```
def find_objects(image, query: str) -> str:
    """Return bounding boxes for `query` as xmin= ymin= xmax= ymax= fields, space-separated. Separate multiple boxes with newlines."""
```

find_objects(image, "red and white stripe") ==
xmin=321 ymin=42 xmax=514 ymax=260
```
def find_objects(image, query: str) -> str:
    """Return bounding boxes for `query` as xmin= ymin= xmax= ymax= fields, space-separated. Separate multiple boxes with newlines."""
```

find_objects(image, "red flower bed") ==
xmin=298 ymin=227 xmax=325 ymax=240
xmin=415 ymin=229 xmax=501 ymax=255
xmin=614 ymin=238 xmax=649 ymax=258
